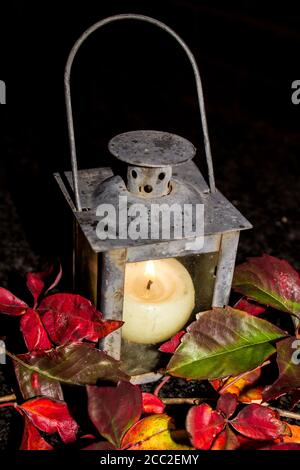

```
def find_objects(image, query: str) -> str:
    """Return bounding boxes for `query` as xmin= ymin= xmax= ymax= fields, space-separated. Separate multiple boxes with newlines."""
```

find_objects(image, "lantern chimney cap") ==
xmin=108 ymin=130 xmax=196 ymax=168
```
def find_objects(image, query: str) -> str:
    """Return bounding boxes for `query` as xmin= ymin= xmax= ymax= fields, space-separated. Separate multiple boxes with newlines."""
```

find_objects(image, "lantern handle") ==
xmin=65 ymin=13 xmax=216 ymax=211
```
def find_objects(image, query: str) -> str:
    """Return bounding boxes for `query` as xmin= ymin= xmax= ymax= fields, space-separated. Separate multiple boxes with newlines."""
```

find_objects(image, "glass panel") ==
xmin=120 ymin=252 xmax=219 ymax=376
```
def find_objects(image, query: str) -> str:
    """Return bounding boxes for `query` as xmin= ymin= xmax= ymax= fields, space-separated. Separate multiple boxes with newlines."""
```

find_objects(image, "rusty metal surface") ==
xmin=109 ymin=130 xmax=196 ymax=167
xmin=127 ymin=165 xmax=172 ymax=197
xmin=99 ymin=249 xmax=127 ymax=360
xmin=55 ymin=161 xmax=251 ymax=253
xmin=212 ymin=231 xmax=240 ymax=308
xmin=64 ymin=14 xmax=217 ymax=211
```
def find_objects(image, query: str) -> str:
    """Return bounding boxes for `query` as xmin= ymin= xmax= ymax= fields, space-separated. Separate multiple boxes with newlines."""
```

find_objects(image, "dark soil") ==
xmin=0 ymin=0 xmax=299 ymax=449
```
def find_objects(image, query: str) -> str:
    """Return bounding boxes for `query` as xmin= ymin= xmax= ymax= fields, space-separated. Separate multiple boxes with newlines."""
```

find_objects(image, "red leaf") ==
xmin=234 ymin=298 xmax=266 ymax=316
xmin=211 ymin=427 xmax=240 ymax=450
xmin=0 ymin=288 xmax=28 ymax=315
xmin=19 ymin=397 xmax=79 ymax=444
xmin=87 ymin=381 xmax=142 ymax=448
xmin=142 ymin=393 xmax=165 ymax=414
xmin=20 ymin=309 xmax=52 ymax=351
xmin=263 ymin=337 xmax=300 ymax=401
xmin=231 ymin=404 xmax=290 ymax=440
xmin=26 ymin=264 xmax=62 ymax=308
xmin=233 ymin=255 xmax=300 ymax=316
xmin=20 ymin=417 xmax=53 ymax=450
xmin=159 ymin=331 xmax=185 ymax=353
xmin=217 ymin=393 xmax=238 ymax=418
xmin=186 ymin=403 xmax=225 ymax=450
xmin=260 ymin=443 xmax=300 ymax=450
xmin=39 ymin=293 xmax=122 ymax=345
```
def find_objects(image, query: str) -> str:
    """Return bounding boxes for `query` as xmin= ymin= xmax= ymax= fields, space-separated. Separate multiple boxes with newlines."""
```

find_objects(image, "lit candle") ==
xmin=122 ymin=258 xmax=195 ymax=344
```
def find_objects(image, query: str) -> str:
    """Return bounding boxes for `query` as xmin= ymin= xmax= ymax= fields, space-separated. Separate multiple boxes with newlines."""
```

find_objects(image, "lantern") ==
xmin=55 ymin=14 xmax=252 ymax=384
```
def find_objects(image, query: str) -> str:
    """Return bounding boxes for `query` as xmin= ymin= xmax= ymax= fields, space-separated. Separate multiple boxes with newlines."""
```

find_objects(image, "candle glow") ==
xmin=122 ymin=258 xmax=195 ymax=344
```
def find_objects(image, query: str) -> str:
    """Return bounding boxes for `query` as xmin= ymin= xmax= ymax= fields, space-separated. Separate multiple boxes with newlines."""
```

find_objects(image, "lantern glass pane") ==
xmin=120 ymin=252 xmax=219 ymax=376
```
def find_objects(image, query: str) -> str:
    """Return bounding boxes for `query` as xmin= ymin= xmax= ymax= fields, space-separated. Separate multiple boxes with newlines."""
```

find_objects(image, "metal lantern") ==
xmin=55 ymin=14 xmax=252 ymax=384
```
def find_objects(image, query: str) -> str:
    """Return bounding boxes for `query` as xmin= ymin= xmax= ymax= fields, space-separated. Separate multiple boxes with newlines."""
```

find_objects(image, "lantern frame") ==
xmin=54 ymin=14 xmax=252 ymax=384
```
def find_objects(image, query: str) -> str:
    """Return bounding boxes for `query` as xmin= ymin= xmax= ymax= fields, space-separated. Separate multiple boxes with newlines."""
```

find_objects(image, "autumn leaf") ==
xmin=20 ymin=309 xmax=52 ymax=351
xmin=39 ymin=293 xmax=122 ymax=345
xmin=0 ymin=288 xmax=28 ymax=315
xmin=217 ymin=393 xmax=238 ymax=419
xmin=233 ymin=255 xmax=300 ymax=317
xmin=87 ymin=381 xmax=142 ymax=448
xmin=14 ymin=362 xmax=63 ymax=401
xmin=19 ymin=397 xmax=79 ymax=444
xmin=234 ymin=298 xmax=266 ymax=316
xmin=167 ymin=307 xmax=285 ymax=380
xmin=122 ymin=414 xmax=190 ymax=450
xmin=8 ymin=343 xmax=129 ymax=386
xmin=280 ymin=424 xmax=300 ymax=444
xmin=211 ymin=427 xmax=240 ymax=450
xmin=159 ymin=331 xmax=185 ymax=353
xmin=142 ymin=393 xmax=165 ymax=414
xmin=231 ymin=404 xmax=290 ymax=440
xmin=260 ymin=443 xmax=300 ymax=450
xmin=20 ymin=417 xmax=53 ymax=450
xmin=186 ymin=403 xmax=225 ymax=450
xmin=263 ymin=337 xmax=300 ymax=401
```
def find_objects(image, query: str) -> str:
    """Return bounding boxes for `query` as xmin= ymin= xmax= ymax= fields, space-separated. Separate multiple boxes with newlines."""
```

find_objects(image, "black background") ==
xmin=0 ymin=0 xmax=299 ymax=285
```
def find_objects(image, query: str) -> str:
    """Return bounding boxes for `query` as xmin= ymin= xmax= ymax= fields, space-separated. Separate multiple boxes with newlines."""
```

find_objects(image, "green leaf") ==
xmin=233 ymin=255 xmax=300 ymax=317
xmin=14 ymin=361 xmax=63 ymax=401
xmin=8 ymin=343 xmax=129 ymax=386
xmin=167 ymin=307 xmax=286 ymax=380
xmin=263 ymin=337 xmax=300 ymax=401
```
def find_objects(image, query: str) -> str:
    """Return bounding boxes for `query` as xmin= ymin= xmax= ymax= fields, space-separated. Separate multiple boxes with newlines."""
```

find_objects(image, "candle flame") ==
xmin=144 ymin=260 xmax=155 ymax=279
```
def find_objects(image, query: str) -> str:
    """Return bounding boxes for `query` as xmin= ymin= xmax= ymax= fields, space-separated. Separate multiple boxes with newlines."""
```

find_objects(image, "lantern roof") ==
xmin=108 ymin=130 xmax=196 ymax=167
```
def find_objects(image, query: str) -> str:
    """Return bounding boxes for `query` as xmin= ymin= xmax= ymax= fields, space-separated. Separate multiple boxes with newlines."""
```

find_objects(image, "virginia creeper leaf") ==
xmin=87 ymin=381 xmax=142 ymax=448
xmin=14 ymin=362 xmax=63 ymax=401
xmin=142 ymin=393 xmax=165 ymax=414
xmin=231 ymin=404 xmax=290 ymax=440
xmin=217 ymin=393 xmax=238 ymax=418
xmin=20 ymin=417 xmax=53 ymax=450
xmin=159 ymin=331 xmax=185 ymax=353
xmin=26 ymin=264 xmax=62 ymax=308
xmin=263 ymin=337 xmax=300 ymax=401
xmin=19 ymin=397 xmax=79 ymax=444
xmin=186 ymin=403 xmax=225 ymax=450
xmin=0 ymin=288 xmax=27 ymax=315
xmin=167 ymin=307 xmax=285 ymax=380
xmin=20 ymin=309 xmax=52 ymax=351
xmin=233 ymin=255 xmax=300 ymax=317
xmin=260 ymin=443 xmax=300 ymax=450
xmin=234 ymin=298 xmax=266 ymax=316
xmin=39 ymin=293 xmax=122 ymax=345
xmin=211 ymin=427 xmax=240 ymax=450
xmin=280 ymin=424 xmax=300 ymax=444
xmin=122 ymin=414 xmax=190 ymax=450
xmin=9 ymin=343 xmax=129 ymax=385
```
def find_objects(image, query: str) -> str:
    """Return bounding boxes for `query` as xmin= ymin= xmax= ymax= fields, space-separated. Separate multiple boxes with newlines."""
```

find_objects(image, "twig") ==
xmin=161 ymin=398 xmax=300 ymax=421
xmin=0 ymin=394 xmax=16 ymax=404
xmin=161 ymin=397 xmax=209 ymax=405
xmin=264 ymin=404 xmax=300 ymax=421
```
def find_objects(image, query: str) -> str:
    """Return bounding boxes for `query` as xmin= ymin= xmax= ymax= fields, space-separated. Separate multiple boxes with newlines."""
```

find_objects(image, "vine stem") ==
xmin=0 ymin=402 xmax=17 ymax=409
xmin=0 ymin=394 xmax=17 ymax=403
xmin=154 ymin=376 xmax=171 ymax=397
xmin=161 ymin=397 xmax=300 ymax=421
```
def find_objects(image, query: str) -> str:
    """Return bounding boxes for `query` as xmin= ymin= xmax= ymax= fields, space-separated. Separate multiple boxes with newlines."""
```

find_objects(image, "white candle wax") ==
xmin=122 ymin=258 xmax=195 ymax=344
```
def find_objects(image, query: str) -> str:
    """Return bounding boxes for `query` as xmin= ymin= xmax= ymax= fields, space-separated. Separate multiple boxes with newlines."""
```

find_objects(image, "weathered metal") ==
xmin=55 ymin=14 xmax=252 ymax=384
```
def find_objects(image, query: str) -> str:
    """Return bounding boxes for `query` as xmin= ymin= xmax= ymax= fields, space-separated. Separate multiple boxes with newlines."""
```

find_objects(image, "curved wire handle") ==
xmin=65 ymin=13 xmax=216 ymax=211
